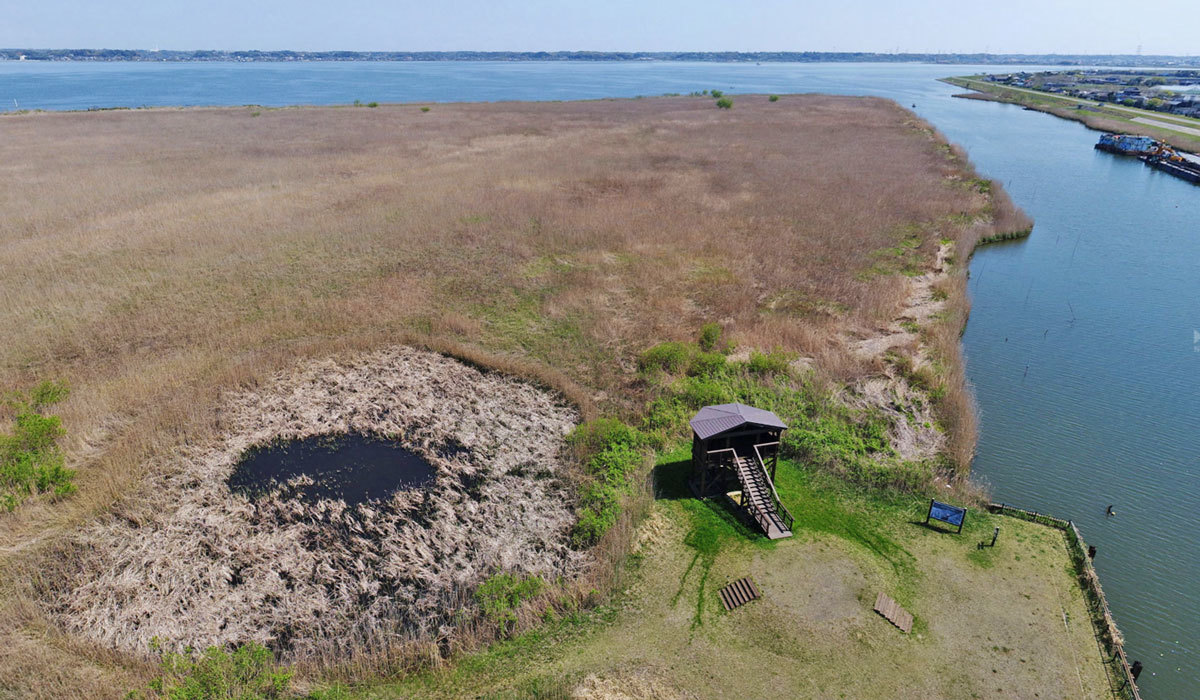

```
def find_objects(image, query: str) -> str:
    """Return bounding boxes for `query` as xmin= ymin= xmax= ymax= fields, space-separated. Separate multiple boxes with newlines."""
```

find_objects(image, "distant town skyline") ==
xmin=3 ymin=0 xmax=1198 ymax=56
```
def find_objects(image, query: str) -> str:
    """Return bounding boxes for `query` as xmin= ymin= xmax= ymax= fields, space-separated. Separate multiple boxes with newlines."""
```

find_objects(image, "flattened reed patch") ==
xmin=53 ymin=347 xmax=584 ymax=659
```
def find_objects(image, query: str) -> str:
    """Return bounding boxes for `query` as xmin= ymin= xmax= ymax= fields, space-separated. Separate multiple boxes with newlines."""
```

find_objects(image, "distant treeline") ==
xmin=3 ymin=49 xmax=1200 ymax=66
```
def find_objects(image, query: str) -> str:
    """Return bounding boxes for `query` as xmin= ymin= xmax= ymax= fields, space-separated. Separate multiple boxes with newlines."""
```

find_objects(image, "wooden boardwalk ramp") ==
xmin=719 ymin=577 xmax=761 ymax=611
xmin=873 ymin=592 xmax=913 ymax=633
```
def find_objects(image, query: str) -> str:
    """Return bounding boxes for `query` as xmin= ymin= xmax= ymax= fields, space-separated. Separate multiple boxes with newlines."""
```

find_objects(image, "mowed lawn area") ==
xmin=384 ymin=452 xmax=1110 ymax=700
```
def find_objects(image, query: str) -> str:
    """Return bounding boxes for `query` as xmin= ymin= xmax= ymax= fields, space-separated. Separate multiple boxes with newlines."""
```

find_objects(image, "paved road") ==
xmin=1130 ymin=116 xmax=1200 ymax=138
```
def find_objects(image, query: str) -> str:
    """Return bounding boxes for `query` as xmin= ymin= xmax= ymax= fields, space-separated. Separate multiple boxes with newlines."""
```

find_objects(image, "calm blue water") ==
xmin=3 ymin=60 xmax=1195 ymax=697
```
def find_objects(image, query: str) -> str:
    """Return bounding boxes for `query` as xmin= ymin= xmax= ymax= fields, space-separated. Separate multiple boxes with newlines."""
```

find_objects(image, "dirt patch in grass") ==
xmin=47 ymin=347 xmax=582 ymax=660
xmin=749 ymin=539 xmax=876 ymax=627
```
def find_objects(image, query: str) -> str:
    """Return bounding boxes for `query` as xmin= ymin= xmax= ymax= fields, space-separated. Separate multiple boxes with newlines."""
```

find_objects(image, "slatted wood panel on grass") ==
xmin=719 ymin=577 xmax=761 ymax=611
xmin=873 ymin=592 xmax=913 ymax=633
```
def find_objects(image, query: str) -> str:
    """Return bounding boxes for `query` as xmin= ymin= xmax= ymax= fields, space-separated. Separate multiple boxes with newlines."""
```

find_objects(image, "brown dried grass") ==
xmin=0 ymin=95 xmax=1025 ymax=695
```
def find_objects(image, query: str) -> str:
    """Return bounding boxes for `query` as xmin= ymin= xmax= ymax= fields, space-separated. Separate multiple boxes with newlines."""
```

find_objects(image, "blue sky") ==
xmin=2 ymin=0 xmax=1197 ymax=55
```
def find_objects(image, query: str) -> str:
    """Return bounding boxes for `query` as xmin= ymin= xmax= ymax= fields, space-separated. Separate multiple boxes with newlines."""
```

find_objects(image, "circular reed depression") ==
xmin=53 ymin=347 xmax=584 ymax=659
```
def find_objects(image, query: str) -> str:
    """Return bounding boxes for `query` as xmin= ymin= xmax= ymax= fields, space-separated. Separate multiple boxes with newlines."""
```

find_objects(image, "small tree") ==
xmin=698 ymin=323 xmax=723 ymax=352
xmin=716 ymin=97 xmax=733 ymax=109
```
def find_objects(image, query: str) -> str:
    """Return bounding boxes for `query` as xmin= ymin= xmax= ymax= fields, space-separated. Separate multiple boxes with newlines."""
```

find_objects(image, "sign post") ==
xmin=926 ymin=499 xmax=966 ymax=534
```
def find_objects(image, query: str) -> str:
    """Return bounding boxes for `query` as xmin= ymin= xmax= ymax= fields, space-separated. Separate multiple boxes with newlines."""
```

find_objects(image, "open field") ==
xmin=943 ymin=76 xmax=1200 ymax=152
xmin=0 ymin=95 xmax=1055 ymax=697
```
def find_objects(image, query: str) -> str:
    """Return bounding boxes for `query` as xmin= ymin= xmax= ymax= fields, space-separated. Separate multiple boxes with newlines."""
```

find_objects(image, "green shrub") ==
xmin=697 ymin=322 xmax=723 ymax=352
xmin=715 ymin=97 xmax=733 ymax=109
xmin=747 ymin=349 xmax=792 ymax=376
xmin=1 ymin=380 xmax=73 ymax=511
xmin=686 ymin=351 xmax=726 ymax=377
xmin=572 ymin=483 xmax=621 ymax=547
xmin=643 ymin=395 xmax=692 ymax=434
xmin=139 ymin=642 xmax=292 ymax=699
xmin=304 ymin=686 xmax=352 ymax=700
xmin=567 ymin=418 xmax=642 ymax=456
xmin=784 ymin=406 xmax=892 ymax=469
xmin=710 ymin=90 xmax=723 ymax=98
xmin=569 ymin=421 xmax=647 ymax=546
xmin=768 ymin=94 xmax=780 ymax=102
xmin=638 ymin=341 xmax=693 ymax=374
xmin=475 ymin=573 xmax=545 ymax=626
xmin=366 ymin=101 xmax=379 ymax=108
xmin=586 ymin=443 xmax=642 ymax=485
xmin=674 ymin=376 xmax=732 ymax=409
xmin=420 ymin=106 xmax=431 ymax=113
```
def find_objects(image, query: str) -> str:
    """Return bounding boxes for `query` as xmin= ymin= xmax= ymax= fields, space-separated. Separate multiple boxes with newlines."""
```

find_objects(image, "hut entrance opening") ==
xmin=689 ymin=403 xmax=794 ymax=539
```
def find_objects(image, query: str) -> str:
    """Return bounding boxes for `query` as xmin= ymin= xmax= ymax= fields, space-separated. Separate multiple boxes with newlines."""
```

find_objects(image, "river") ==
xmin=2 ymin=60 xmax=1195 ymax=698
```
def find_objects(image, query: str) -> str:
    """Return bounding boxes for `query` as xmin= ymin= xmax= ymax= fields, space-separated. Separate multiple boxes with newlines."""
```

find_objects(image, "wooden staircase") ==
xmin=733 ymin=454 xmax=793 ymax=539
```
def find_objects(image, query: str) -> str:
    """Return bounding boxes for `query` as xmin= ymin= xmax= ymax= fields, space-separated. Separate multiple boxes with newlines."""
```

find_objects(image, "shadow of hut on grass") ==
xmin=652 ymin=457 xmax=765 ymax=542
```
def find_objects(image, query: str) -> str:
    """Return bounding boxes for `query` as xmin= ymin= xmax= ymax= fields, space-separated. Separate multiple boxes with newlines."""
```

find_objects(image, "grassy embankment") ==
xmin=0 ymin=94 xmax=1070 ymax=698
xmin=943 ymin=75 xmax=1200 ymax=153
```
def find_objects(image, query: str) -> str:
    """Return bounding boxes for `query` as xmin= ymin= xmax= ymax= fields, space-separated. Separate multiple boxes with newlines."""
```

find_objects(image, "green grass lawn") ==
xmin=358 ymin=449 xmax=1111 ymax=700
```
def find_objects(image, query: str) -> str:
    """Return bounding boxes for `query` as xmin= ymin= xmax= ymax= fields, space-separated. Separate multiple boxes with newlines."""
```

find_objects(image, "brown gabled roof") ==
xmin=689 ymin=403 xmax=787 ymax=440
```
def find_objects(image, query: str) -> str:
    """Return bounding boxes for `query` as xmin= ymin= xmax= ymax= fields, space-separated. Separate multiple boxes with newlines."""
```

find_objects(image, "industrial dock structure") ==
xmin=1096 ymin=133 xmax=1200 ymax=184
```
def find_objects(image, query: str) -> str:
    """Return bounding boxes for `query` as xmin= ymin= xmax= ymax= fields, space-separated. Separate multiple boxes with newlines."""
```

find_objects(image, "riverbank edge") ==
xmin=939 ymin=76 xmax=1200 ymax=154
xmin=987 ymin=503 xmax=1143 ymax=700
xmin=939 ymin=80 xmax=1154 ymax=697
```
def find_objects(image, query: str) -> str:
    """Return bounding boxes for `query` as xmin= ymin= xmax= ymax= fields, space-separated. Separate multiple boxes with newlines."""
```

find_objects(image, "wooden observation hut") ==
xmin=690 ymin=403 xmax=793 ymax=539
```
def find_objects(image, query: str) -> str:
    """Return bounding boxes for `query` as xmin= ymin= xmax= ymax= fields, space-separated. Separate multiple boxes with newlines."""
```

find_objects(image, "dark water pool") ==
xmin=228 ymin=433 xmax=437 ymax=505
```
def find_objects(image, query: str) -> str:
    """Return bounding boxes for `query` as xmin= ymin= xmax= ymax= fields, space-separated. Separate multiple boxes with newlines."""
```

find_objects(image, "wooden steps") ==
xmin=873 ymin=592 xmax=913 ymax=634
xmin=733 ymin=456 xmax=791 ymax=539
xmin=719 ymin=577 xmax=761 ymax=611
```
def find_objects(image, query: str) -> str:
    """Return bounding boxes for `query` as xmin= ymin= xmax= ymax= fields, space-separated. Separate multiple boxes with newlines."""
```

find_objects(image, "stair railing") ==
xmin=753 ymin=443 xmax=794 ymax=533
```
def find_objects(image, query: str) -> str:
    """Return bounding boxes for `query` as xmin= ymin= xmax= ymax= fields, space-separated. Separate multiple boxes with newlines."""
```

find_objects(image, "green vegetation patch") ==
xmin=861 ymin=223 xmax=928 ymax=279
xmin=567 ymin=418 xmax=648 ymax=546
xmin=134 ymin=642 xmax=300 ymax=700
xmin=476 ymin=572 xmax=546 ymax=626
xmin=638 ymin=333 xmax=914 ymax=490
xmin=1 ymin=380 xmax=73 ymax=511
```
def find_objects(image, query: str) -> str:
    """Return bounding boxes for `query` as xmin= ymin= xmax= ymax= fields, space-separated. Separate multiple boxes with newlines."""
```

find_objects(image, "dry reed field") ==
xmin=0 ymin=95 xmax=1031 ymax=696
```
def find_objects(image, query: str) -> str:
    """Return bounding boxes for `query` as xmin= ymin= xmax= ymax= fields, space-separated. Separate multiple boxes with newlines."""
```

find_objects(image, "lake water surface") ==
xmin=3 ymin=60 xmax=1195 ymax=698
